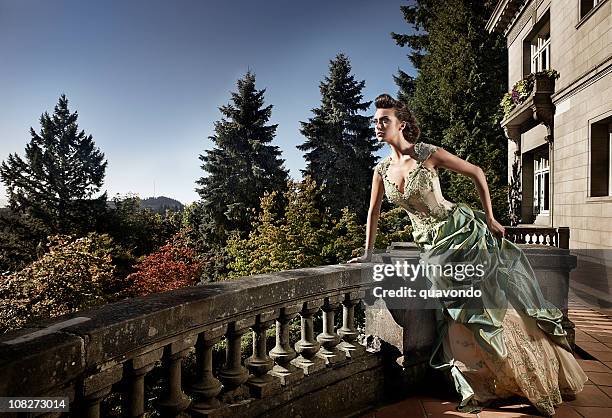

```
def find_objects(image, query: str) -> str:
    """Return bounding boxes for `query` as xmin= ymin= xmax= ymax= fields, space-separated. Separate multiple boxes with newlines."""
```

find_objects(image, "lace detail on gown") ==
xmin=375 ymin=142 xmax=455 ymax=242
xmin=443 ymin=307 xmax=586 ymax=416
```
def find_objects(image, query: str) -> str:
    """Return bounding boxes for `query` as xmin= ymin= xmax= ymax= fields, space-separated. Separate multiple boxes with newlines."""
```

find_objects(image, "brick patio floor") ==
xmin=359 ymin=287 xmax=612 ymax=417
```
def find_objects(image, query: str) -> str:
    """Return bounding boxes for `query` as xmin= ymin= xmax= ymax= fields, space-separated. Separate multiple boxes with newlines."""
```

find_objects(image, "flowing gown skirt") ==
xmin=416 ymin=203 xmax=587 ymax=416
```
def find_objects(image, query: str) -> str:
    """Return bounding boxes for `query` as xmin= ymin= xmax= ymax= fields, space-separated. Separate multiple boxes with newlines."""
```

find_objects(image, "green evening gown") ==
xmin=375 ymin=142 xmax=587 ymax=416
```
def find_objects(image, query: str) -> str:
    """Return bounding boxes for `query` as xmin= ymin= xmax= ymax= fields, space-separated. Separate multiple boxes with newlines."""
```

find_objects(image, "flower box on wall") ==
xmin=500 ymin=70 xmax=559 ymax=143
xmin=501 ymin=70 xmax=559 ymax=118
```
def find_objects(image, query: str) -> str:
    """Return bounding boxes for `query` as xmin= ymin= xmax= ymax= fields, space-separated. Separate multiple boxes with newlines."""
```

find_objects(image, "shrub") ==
xmin=0 ymin=233 xmax=115 ymax=333
xmin=124 ymin=230 xmax=202 ymax=297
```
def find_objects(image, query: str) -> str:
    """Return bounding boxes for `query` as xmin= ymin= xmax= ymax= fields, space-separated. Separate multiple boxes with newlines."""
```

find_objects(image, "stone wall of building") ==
xmin=508 ymin=4 xmax=535 ymax=86
xmin=551 ymin=0 xmax=611 ymax=261
xmin=554 ymin=79 xmax=612 ymax=256
xmin=504 ymin=0 xmax=611 ymax=262
xmin=552 ymin=0 xmax=610 ymax=93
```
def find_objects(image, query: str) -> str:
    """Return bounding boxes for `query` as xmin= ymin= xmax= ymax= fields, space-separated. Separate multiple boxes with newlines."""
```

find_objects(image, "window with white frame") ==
xmin=533 ymin=154 xmax=550 ymax=215
xmin=530 ymin=28 xmax=551 ymax=73
xmin=590 ymin=117 xmax=612 ymax=197
xmin=581 ymin=0 xmax=603 ymax=19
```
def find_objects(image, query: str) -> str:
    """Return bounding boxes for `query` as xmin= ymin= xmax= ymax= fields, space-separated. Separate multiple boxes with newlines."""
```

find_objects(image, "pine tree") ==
xmin=298 ymin=54 xmax=380 ymax=221
xmin=0 ymin=94 xmax=108 ymax=234
xmin=391 ymin=1 xmax=433 ymax=102
xmin=196 ymin=72 xmax=288 ymax=240
xmin=392 ymin=0 xmax=510 ymax=223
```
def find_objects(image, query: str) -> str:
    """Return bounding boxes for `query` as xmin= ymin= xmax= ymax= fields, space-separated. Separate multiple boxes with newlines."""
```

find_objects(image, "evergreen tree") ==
xmin=298 ymin=54 xmax=380 ymax=221
xmin=196 ymin=72 xmax=288 ymax=240
xmin=392 ymin=0 xmax=509 ymax=223
xmin=0 ymin=94 xmax=108 ymax=234
xmin=393 ymin=69 xmax=416 ymax=104
xmin=391 ymin=2 xmax=433 ymax=102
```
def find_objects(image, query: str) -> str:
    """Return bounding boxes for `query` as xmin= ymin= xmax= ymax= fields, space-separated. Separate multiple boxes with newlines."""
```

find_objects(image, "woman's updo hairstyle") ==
xmin=374 ymin=93 xmax=421 ymax=143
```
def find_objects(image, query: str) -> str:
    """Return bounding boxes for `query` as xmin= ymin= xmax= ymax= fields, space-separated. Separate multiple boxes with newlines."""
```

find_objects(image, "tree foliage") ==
xmin=102 ymin=194 xmax=181 ymax=257
xmin=0 ymin=233 xmax=116 ymax=333
xmin=227 ymin=177 xmax=411 ymax=277
xmin=227 ymin=178 xmax=331 ymax=276
xmin=298 ymin=54 xmax=381 ymax=222
xmin=196 ymin=72 xmax=289 ymax=242
xmin=124 ymin=229 xmax=202 ymax=297
xmin=0 ymin=208 xmax=50 ymax=273
xmin=0 ymin=94 xmax=108 ymax=234
xmin=180 ymin=201 xmax=233 ymax=283
xmin=376 ymin=207 xmax=414 ymax=249
xmin=393 ymin=0 xmax=509 ymax=223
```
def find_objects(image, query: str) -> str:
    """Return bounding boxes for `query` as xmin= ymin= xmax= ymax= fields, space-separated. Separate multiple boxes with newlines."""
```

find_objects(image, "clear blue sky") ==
xmin=0 ymin=0 xmax=416 ymax=205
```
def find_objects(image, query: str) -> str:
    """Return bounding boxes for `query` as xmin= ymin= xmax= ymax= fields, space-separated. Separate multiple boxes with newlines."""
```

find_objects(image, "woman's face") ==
xmin=372 ymin=108 xmax=406 ymax=143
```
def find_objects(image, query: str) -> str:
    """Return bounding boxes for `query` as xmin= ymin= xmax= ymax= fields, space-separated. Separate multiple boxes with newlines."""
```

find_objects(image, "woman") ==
xmin=348 ymin=94 xmax=587 ymax=415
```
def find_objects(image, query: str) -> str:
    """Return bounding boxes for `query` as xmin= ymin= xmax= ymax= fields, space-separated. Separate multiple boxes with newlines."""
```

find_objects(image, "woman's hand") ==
xmin=486 ymin=216 xmax=505 ymax=238
xmin=346 ymin=252 xmax=372 ymax=263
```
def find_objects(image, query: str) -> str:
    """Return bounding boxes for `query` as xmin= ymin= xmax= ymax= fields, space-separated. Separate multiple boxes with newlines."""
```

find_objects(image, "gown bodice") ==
xmin=375 ymin=142 xmax=456 ymax=243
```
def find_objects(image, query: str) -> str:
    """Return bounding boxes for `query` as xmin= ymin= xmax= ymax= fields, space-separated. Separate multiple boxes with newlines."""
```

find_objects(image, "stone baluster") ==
xmin=316 ymin=296 xmax=347 ymax=365
xmin=269 ymin=306 xmax=304 ymax=385
xmin=155 ymin=336 xmax=195 ymax=416
xmin=79 ymin=365 xmax=122 ymax=418
xmin=245 ymin=311 xmax=280 ymax=398
xmin=82 ymin=387 xmax=112 ymax=418
xmin=338 ymin=291 xmax=366 ymax=358
xmin=291 ymin=300 xmax=325 ymax=375
xmin=218 ymin=319 xmax=252 ymax=402
xmin=190 ymin=326 xmax=224 ymax=414
xmin=123 ymin=348 xmax=163 ymax=418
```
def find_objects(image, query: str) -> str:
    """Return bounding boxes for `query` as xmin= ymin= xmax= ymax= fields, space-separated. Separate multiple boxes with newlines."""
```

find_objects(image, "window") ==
xmin=530 ymin=25 xmax=551 ymax=72
xmin=581 ymin=0 xmax=603 ymax=19
xmin=590 ymin=117 xmax=612 ymax=197
xmin=523 ymin=13 xmax=551 ymax=76
xmin=533 ymin=152 xmax=550 ymax=215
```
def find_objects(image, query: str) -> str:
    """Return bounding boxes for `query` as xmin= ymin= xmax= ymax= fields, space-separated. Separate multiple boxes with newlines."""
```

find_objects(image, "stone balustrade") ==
xmin=506 ymin=226 xmax=570 ymax=248
xmin=0 ymin=264 xmax=384 ymax=418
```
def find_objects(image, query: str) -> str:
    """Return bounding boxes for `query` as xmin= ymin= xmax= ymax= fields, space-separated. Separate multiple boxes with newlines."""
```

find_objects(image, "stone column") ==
xmin=217 ymin=321 xmax=250 ymax=401
xmin=316 ymin=296 xmax=347 ymax=365
xmin=189 ymin=327 xmax=224 ymax=415
xmin=338 ymin=291 xmax=366 ymax=358
xmin=269 ymin=306 xmax=304 ymax=385
xmin=123 ymin=348 xmax=163 ymax=418
xmin=245 ymin=311 xmax=279 ymax=398
xmin=558 ymin=227 xmax=570 ymax=249
xmin=79 ymin=364 xmax=122 ymax=418
xmin=526 ymin=247 xmax=578 ymax=350
xmin=291 ymin=300 xmax=325 ymax=375
xmin=82 ymin=387 xmax=112 ymax=418
xmin=365 ymin=251 xmax=437 ymax=391
xmin=547 ymin=133 xmax=555 ymax=227
xmin=155 ymin=337 xmax=194 ymax=416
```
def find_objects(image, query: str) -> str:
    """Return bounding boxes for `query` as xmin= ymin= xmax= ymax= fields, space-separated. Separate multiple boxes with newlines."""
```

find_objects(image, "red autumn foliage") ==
xmin=125 ymin=231 xmax=202 ymax=297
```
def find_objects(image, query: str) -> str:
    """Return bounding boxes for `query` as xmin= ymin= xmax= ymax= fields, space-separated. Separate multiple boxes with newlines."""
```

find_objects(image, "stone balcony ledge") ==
xmin=502 ymin=73 xmax=557 ymax=144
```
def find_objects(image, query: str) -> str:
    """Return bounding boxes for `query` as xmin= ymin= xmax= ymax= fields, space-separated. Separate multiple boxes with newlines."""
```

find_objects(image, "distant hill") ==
xmin=1 ymin=196 xmax=185 ymax=213
xmin=140 ymin=196 xmax=184 ymax=213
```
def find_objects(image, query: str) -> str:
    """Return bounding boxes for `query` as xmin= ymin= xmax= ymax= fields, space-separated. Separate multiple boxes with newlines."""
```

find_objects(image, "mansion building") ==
xmin=487 ymin=0 xmax=611 ymax=264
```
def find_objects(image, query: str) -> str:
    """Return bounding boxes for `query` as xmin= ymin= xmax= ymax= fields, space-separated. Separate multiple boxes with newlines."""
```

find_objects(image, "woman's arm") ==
xmin=347 ymin=171 xmax=384 ymax=262
xmin=428 ymin=147 xmax=505 ymax=237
